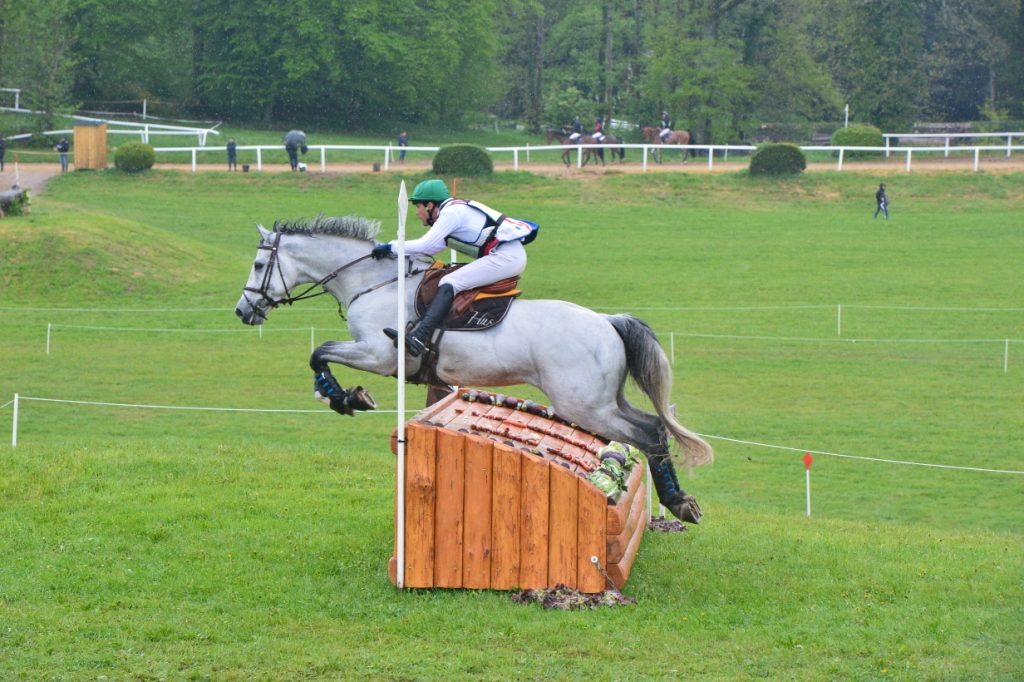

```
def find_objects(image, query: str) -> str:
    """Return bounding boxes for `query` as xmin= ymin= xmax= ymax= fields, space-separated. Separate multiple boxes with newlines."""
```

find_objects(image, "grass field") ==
xmin=1 ymin=168 xmax=1022 ymax=680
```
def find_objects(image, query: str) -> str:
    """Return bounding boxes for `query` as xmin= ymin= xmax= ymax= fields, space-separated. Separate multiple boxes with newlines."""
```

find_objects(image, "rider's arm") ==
xmin=392 ymin=204 xmax=485 ymax=256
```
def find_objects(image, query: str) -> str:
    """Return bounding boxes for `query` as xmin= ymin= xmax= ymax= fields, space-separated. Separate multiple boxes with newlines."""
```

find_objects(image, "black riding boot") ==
xmin=648 ymin=454 xmax=703 ymax=524
xmin=384 ymin=283 xmax=455 ymax=358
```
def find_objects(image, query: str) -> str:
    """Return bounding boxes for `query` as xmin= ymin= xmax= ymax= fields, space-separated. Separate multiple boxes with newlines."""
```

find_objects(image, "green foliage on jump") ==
xmin=432 ymin=144 xmax=494 ymax=176
xmin=113 ymin=141 xmax=156 ymax=172
xmin=749 ymin=143 xmax=807 ymax=176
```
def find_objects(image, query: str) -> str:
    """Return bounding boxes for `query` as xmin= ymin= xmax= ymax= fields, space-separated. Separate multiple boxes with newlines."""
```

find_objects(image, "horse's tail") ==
xmin=606 ymin=314 xmax=714 ymax=467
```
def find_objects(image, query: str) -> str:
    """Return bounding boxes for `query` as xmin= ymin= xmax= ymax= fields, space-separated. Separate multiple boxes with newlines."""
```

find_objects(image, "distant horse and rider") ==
xmin=641 ymin=126 xmax=694 ymax=163
xmin=545 ymin=128 xmax=625 ymax=167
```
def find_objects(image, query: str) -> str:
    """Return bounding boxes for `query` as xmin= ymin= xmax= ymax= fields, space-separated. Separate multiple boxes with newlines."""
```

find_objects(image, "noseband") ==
xmin=243 ymin=229 xmax=373 ymax=311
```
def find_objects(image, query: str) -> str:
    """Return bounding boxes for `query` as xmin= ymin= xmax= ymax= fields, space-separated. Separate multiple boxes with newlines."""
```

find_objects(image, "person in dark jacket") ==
xmin=874 ymin=183 xmax=889 ymax=220
xmin=226 ymin=138 xmax=237 ymax=171
xmin=283 ymin=130 xmax=307 ymax=171
xmin=55 ymin=137 xmax=70 ymax=172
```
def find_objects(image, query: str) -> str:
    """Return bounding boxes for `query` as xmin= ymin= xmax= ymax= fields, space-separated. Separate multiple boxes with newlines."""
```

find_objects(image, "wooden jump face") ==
xmin=389 ymin=392 xmax=649 ymax=593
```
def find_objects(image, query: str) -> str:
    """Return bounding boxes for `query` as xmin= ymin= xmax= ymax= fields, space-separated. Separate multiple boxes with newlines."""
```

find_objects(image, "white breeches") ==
xmin=440 ymin=240 xmax=527 ymax=293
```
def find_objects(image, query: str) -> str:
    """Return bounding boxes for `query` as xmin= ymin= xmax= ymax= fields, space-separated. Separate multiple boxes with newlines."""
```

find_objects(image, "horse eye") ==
xmin=254 ymin=262 xmax=265 ymax=272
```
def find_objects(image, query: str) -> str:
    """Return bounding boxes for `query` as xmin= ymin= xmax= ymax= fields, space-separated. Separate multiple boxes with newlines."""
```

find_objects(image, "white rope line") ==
xmin=672 ymin=332 xmax=1022 ymax=344
xmin=25 ymin=324 xmax=1019 ymax=346
xmin=0 ymin=399 xmax=13 ymax=410
xmin=14 ymin=396 xmax=397 ymax=414
xmin=8 ymin=396 xmax=1019 ymax=476
xmin=46 ymin=324 xmax=334 ymax=334
xmin=701 ymin=433 xmax=1024 ymax=475
xmin=3 ymin=303 xmax=1023 ymax=313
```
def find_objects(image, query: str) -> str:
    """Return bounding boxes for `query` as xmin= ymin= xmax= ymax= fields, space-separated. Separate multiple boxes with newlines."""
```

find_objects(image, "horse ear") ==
xmin=257 ymin=224 xmax=271 ymax=240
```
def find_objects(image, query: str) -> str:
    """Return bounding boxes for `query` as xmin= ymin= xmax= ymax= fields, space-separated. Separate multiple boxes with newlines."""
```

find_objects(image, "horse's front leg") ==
xmin=309 ymin=339 xmax=393 ymax=416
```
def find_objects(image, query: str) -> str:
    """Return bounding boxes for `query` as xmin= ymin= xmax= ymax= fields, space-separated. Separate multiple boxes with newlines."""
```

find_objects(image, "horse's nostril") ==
xmin=234 ymin=307 xmax=244 ymax=318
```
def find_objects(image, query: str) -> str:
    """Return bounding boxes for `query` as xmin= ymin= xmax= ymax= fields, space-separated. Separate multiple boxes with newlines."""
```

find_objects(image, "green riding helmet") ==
xmin=410 ymin=179 xmax=450 ymax=203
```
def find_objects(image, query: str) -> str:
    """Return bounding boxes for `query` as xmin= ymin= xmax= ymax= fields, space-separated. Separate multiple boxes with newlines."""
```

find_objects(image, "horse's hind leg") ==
xmin=555 ymin=395 xmax=702 ymax=524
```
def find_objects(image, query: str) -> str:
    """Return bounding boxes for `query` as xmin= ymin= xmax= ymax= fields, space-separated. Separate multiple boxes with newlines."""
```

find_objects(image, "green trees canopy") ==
xmin=1 ymin=0 xmax=1020 ymax=136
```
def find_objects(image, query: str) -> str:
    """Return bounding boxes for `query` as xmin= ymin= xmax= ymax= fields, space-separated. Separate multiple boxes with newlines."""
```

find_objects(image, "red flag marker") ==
xmin=803 ymin=452 xmax=813 ymax=516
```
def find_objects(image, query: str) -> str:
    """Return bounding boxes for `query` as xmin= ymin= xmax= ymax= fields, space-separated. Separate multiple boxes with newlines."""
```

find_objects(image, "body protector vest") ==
xmin=443 ymin=199 xmax=539 ymax=259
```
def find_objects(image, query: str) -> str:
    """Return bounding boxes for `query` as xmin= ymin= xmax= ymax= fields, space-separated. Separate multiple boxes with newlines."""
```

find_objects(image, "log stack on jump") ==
xmin=389 ymin=389 xmax=650 ymax=593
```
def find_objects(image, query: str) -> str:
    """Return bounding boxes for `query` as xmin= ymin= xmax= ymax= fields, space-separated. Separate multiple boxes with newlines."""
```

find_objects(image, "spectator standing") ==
xmin=227 ymin=138 xmax=237 ymax=171
xmin=874 ymin=183 xmax=889 ymax=220
xmin=397 ymin=131 xmax=409 ymax=163
xmin=283 ymin=130 xmax=307 ymax=171
xmin=0 ymin=134 xmax=6 ymax=172
xmin=55 ymin=137 xmax=70 ymax=173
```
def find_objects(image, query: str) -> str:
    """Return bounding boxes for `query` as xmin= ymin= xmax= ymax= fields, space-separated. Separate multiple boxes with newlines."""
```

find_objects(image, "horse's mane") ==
xmin=269 ymin=214 xmax=381 ymax=241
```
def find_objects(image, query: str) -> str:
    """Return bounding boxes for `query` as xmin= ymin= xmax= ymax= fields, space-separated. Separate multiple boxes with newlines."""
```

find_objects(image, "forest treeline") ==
xmin=1 ymin=0 xmax=1022 ymax=141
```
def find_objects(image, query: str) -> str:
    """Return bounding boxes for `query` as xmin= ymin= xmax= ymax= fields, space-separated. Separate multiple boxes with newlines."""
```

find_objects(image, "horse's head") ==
xmin=235 ymin=215 xmax=383 ymax=325
xmin=235 ymin=224 xmax=294 ymax=325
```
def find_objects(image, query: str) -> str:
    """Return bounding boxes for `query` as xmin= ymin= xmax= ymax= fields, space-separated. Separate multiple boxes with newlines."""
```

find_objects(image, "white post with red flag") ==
xmin=803 ymin=452 xmax=814 ymax=517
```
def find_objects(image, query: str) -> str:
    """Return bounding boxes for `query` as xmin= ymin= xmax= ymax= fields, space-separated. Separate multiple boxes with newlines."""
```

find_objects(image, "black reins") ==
xmin=243 ymin=229 xmax=428 ymax=313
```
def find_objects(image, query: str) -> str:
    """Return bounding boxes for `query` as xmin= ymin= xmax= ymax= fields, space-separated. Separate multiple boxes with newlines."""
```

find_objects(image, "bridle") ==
xmin=243 ymin=229 xmax=373 ymax=312
xmin=242 ymin=229 xmax=430 ymax=314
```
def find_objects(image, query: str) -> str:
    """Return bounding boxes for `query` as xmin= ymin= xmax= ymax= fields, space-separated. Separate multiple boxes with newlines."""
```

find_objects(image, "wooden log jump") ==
xmin=389 ymin=390 xmax=649 ymax=593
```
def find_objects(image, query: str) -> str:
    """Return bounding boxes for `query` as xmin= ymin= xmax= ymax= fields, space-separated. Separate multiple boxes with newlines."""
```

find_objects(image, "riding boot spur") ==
xmin=384 ymin=283 xmax=455 ymax=358
xmin=648 ymin=454 xmax=703 ymax=524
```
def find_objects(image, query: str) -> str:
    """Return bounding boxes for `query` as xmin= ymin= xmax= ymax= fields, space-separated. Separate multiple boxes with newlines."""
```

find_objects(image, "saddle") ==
xmin=416 ymin=262 xmax=521 ymax=332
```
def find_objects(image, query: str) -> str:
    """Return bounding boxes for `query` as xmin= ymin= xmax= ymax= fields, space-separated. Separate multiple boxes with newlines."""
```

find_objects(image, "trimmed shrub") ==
xmin=432 ymin=144 xmax=493 ymax=176
xmin=114 ymin=141 xmax=156 ymax=172
xmin=831 ymin=125 xmax=884 ymax=159
xmin=749 ymin=143 xmax=806 ymax=176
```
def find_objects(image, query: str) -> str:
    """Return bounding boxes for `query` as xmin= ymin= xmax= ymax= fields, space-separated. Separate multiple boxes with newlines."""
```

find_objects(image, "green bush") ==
xmin=432 ymin=144 xmax=493 ymax=176
xmin=114 ymin=141 xmax=156 ymax=172
xmin=831 ymin=125 xmax=884 ymax=159
xmin=749 ymin=143 xmax=806 ymax=176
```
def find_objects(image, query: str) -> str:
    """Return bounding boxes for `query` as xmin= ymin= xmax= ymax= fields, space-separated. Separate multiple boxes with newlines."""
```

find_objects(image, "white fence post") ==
xmin=974 ymin=148 xmax=980 ymax=172
xmin=320 ymin=147 xmax=326 ymax=173
xmin=191 ymin=149 xmax=197 ymax=173
xmin=905 ymin=149 xmax=912 ymax=172
xmin=707 ymin=147 xmax=713 ymax=170
xmin=257 ymin=147 xmax=263 ymax=171
xmin=11 ymin=393 xmax=18 ymax=447
xmin=837 ymin=148 xmax=844 ymax=171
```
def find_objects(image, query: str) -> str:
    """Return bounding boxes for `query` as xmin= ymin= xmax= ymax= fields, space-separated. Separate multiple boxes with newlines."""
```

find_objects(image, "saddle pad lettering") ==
xmin=416 ymin=264 xmax=521 ymax=332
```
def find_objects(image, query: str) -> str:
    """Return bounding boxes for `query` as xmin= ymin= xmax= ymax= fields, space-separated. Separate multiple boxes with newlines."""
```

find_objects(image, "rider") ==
xmin=592 ymin=116 xmax=605 ymax=143
xmin=659 ymin=111 xmax=672 ymax=143
xmin=569 ymin=115 xmax=584 ymax=143
xmin=371 ymin=178 xmax=533 ymax=357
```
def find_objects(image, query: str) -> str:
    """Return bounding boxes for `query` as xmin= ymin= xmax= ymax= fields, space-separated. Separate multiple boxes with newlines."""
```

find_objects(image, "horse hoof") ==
xmin=667 ymin=495 xmax=702 ymax=524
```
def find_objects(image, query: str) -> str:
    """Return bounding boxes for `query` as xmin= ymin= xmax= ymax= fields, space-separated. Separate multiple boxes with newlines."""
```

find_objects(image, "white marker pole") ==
xmin=803 ymin=453 xmax=813 ymax=517
xmin=395 ymin=181 xmax=409 ymax=589
xmin=12 ymin=393 xmax=19 ymax=447
xmin=46 ymin=323 xmax=52 ymax=354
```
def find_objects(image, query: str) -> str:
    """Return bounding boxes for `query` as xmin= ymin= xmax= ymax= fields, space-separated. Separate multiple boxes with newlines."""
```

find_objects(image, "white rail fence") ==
xmin=883 ymin=132 xmax=1024 ymax=157
xmin=154 ymin=141 xmax=1024 ymax=174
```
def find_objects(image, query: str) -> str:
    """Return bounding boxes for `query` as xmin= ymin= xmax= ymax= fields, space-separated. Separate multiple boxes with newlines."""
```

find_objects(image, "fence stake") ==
xmin=12 ymin=393 xmax=18 ymax=447
xmin=905 ymin=149 xmax=912 ymax=172
xmin=46 ymin=323 xmax=52 ymax=354
xmin=837 ymin=148 xmax=844 ymax=171
xmin=191 ymin=148 xmax=197 ymax=173
xmin=256 ymin=147 xmax=262 ymax=172
xmin=974 ymin=148 xmax=980 ymax=172
xmin=669 ymin=331 xmax=675 ymax=366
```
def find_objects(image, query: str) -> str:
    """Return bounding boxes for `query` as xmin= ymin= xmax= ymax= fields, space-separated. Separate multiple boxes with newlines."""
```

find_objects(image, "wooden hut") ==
xmin=72 ymin=121 xmax=108 ymax=170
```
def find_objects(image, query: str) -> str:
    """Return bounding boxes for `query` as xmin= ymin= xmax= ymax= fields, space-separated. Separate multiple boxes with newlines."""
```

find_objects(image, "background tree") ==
xmin=2 ymin=0 xmax=78 ymax=129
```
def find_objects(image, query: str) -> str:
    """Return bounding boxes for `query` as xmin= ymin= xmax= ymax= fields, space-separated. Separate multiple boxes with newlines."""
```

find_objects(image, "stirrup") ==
xmin=382 ymin=327 xmax=429 ymax=357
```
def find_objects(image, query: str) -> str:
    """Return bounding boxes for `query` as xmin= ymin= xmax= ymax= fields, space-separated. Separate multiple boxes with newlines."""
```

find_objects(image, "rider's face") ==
xmin=414 ymin=202 xmax=436 ymax=226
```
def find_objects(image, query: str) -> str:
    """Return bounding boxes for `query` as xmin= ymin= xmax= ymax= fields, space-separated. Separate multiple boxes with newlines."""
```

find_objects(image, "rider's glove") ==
xmin=370 ymin=243 xmax=392 ymax=260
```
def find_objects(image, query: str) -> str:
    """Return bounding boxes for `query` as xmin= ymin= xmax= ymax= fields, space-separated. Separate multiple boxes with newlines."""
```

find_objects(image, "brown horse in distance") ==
xmin=546 ymin=129 xmax=604 ymax=167
xmin=641 ymin=126 xmax=691 ymax=163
